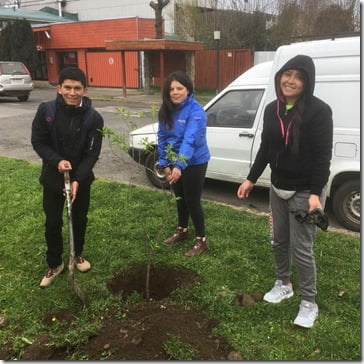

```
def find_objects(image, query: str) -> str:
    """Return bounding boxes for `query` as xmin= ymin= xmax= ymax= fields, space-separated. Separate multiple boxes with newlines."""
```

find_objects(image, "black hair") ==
xmin=287 ymin=71 xmax=308 ymax=155
xmin=59 ymin=66 xmax=87 ymax=88
xmin=158 ymin=71 xmax=194 ymax=129
xmin=276 ymin=55 xmax=315 ymax=155
xmin=290 ymin=97 xmax=305 ymax=154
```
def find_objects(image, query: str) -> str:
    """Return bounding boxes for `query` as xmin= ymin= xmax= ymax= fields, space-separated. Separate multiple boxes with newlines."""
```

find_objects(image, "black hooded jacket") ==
xmin=31 ymin=93 xmax=104 ymax=191
xmin=247 ymin=54 xmax=333 ymax=195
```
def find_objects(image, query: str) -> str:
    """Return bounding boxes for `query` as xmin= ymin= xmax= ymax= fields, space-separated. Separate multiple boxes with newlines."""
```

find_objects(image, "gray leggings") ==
xmin=269 ymin=186 xmax=327 ymax=302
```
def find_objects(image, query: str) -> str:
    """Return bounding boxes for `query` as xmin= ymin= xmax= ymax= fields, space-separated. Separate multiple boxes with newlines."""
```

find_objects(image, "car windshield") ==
xmin=0 ymin=62 xmax=27 ymax=75
xmin=206 ymin=89 xmax=264 ymax=128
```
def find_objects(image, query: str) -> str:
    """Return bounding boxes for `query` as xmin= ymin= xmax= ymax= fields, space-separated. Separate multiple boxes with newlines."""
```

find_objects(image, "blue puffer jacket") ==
xmin=157 ymin=93 xmax=210 ymax=170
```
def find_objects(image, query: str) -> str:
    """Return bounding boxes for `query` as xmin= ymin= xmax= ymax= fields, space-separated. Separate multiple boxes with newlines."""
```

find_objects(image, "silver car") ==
xmin=0 ymin=61 xmax=34 ymax=101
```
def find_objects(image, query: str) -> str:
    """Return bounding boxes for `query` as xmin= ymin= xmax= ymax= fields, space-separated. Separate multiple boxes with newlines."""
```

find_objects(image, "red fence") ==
xmin=195 ymin=48 xmax=253 ymax=90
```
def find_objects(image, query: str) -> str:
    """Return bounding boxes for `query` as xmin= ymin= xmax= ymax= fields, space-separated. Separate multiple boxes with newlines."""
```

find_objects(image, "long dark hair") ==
xmin=278 ymin=70 xmax=308 ymax=155
xmin=158 ymin=71 xmax=194 ymax=129
xmin=290 ymin=96 xmax=305 ymax=154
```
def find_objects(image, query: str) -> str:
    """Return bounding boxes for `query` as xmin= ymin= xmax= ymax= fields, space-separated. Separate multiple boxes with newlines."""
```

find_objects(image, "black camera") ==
xmin=295 ymin=208 xmax=329 ymax=231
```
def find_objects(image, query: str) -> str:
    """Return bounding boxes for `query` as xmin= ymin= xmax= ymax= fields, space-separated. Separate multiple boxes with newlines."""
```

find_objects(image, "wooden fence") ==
xmin=195 ymin=48 xmax=253 ymax=90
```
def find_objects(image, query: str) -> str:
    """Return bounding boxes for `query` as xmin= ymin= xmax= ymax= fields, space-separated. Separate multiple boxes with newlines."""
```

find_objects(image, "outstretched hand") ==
xmin=237 ymin=180 xmax=254 ymax=199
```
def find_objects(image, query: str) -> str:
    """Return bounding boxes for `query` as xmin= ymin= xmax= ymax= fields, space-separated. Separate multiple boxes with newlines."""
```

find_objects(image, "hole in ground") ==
xmin=4 ymin=264 xmax=243 ymax=360
xmin=107 ymin=263 xmax=197 ymax=300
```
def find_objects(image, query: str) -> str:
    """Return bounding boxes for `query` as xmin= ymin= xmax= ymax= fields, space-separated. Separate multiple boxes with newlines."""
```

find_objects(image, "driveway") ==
xmin=0 ymin=84 xmax=355 ymax=236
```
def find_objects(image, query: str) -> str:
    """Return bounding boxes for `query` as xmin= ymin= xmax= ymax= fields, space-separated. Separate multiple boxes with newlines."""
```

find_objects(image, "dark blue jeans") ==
xmin=172 ymin=163 xmax=208 ymax=237
xmin=42 ymin=183 xmax=91 ymax=268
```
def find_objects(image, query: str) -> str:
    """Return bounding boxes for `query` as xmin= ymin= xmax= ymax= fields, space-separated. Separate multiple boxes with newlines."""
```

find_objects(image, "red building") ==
xmin=32 ymin=17 xmax=252 ymax=91
xmin=33 ymin=17 xmax=157 ymax=87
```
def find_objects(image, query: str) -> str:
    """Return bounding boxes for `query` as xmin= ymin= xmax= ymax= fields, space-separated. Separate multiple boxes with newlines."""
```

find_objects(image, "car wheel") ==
xmin=145 ymin=150 xmax=169 ymax=189
xmin=17 ymin=95 xmax=29 ymax=102
xmin=332 ymin=179 xmax=360 ymax=232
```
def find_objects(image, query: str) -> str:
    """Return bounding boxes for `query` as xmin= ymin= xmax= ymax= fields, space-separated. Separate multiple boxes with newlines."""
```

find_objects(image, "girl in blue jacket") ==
xmin=157 ymin=71 xmax=210 ymax=257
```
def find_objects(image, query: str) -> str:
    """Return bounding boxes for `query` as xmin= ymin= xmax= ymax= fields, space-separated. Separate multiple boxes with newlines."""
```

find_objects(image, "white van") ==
xmin=128 ymin=36 xmax=360 ymax=232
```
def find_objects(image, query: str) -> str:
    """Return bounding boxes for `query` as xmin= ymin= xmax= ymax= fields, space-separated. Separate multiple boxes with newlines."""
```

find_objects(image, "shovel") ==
xmin=64 ymin=171 xmax=88 ymax=306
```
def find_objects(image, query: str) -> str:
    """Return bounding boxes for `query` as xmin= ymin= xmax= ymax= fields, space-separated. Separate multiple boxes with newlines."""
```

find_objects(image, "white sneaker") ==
xmin=293 ymin=300 xmax=318 ymax=328
xmin=39 ymin=262 xmax=64 ymax=288
xmin=75 ymin=256 xmax=91 ymax=272
xmin=263 ymin=280 xmax=294 ymax=303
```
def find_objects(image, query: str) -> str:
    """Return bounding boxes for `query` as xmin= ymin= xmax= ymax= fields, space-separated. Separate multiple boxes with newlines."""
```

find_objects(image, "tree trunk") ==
xmin=150 ymin=0 xmax=170 ymax=39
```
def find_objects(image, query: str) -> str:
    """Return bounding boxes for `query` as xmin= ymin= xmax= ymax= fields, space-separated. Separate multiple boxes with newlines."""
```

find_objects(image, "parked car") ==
xmin=0 ymin=61 xmax=34 ymax=101
xmin=128 ymin=36 xmax=360 ymax=232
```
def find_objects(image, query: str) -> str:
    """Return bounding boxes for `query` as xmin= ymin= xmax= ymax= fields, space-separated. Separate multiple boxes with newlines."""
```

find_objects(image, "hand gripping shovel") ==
xmin=64 ymin=171 xmax=88 ymax=306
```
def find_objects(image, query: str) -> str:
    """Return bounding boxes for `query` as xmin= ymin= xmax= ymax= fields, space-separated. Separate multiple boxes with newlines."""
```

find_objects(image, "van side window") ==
xmin=206 ymin=89 xmax=263 ymax=128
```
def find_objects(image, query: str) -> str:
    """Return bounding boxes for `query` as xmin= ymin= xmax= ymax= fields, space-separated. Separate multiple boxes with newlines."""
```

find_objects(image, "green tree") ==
xmin=268 ymin=1 xmax=303 ymax=48
xmin=174 ymin=0 xmax=359 ymax=51
xmin=268 ymin=0 xmax=359 ymax=48
xmin=0 ymin=19 xmax=39 ymax=75
xmin=175 ymin=4 xmax=269 ymax=50
xmin=313 ymin=4 xmax=355 ymax=34
xmin=236 ymin=11 xmax=272 ymax=50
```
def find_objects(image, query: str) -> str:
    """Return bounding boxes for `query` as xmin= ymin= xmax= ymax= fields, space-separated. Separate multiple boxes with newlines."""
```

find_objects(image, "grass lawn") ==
xmin=0 ymin=156 xmax=360 ymax=360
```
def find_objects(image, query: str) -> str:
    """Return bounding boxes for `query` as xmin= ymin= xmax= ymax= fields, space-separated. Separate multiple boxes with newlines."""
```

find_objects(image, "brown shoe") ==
xmin=164 ymin=227 xmax=188 ymax=245
xmin=185 ymin=237 xmax=208 ymax=257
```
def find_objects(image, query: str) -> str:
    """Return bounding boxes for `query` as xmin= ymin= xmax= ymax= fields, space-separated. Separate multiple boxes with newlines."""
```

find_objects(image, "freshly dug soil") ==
xmin=1 ymin=264 xmax=245 ymax=360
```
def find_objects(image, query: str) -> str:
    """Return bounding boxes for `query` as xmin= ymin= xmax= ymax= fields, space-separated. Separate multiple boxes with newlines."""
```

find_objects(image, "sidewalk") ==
xmin=34 ymin=80 xmax=161 ymax=106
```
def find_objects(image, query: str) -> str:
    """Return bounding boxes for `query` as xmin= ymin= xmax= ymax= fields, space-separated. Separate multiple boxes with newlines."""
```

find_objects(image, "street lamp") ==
xmin=57 ymin=0 xmax=63 ymax=17
xmin=214 ymin=30 xmax=221 ymax=94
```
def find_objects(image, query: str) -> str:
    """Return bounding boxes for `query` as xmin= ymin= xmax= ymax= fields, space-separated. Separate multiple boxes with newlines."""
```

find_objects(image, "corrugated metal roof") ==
xmin=0 ymin=7 xmax=73 ymax=24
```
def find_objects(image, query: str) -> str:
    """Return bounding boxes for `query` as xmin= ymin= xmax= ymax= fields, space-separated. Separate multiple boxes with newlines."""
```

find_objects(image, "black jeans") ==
xmin=42 ymin=183 xmax=91 ymax=268
xmin=172 ymin=163 xmax=208 ymax=237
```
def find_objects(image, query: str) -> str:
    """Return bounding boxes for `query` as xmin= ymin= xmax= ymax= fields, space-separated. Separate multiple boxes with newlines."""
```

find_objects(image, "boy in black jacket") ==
xmin=31 ymin=67 xmax=104 ymax=288
xmin=237 ymin=55 xmax=333 ymax=328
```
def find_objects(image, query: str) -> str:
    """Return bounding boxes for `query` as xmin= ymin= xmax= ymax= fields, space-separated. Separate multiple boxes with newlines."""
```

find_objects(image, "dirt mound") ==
xmin=2 ymin=264 xmax=244 ymax=360
xmin=83 ymin=300 xmax=235 ymax=360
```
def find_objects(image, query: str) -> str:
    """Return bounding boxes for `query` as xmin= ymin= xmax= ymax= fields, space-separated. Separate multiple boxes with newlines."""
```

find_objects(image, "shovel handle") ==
xmin=64 ymin=171 xmax=72 ymax=212
xmin=64 ymin=171 xmax=74 ymax=256
xmin=63 ymin=171 xmax=88 ymax=306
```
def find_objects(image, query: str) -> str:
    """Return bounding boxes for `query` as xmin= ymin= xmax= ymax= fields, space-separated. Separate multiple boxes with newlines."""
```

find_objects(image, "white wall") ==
xmin=19 ymin=0 xmax=253 ymax=35
xmin=19 ymin=0 xmax=263 ymax=36
xmin=254 ymin=51 xmax=275 ymax=65
xmin=20 ymin=0 xmax=178 ymax=34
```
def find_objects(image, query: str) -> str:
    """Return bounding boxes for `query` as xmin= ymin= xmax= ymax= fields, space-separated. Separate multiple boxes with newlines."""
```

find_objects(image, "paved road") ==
xmin=0 ymin=84 xmax=156 ymax=184
xmin=0 ymin=84 xmax=356 ymax=236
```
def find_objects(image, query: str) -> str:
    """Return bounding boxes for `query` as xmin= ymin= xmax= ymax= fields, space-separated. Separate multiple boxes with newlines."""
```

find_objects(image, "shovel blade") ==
xmin=68 ymin=257 xmax=88 ymax=306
